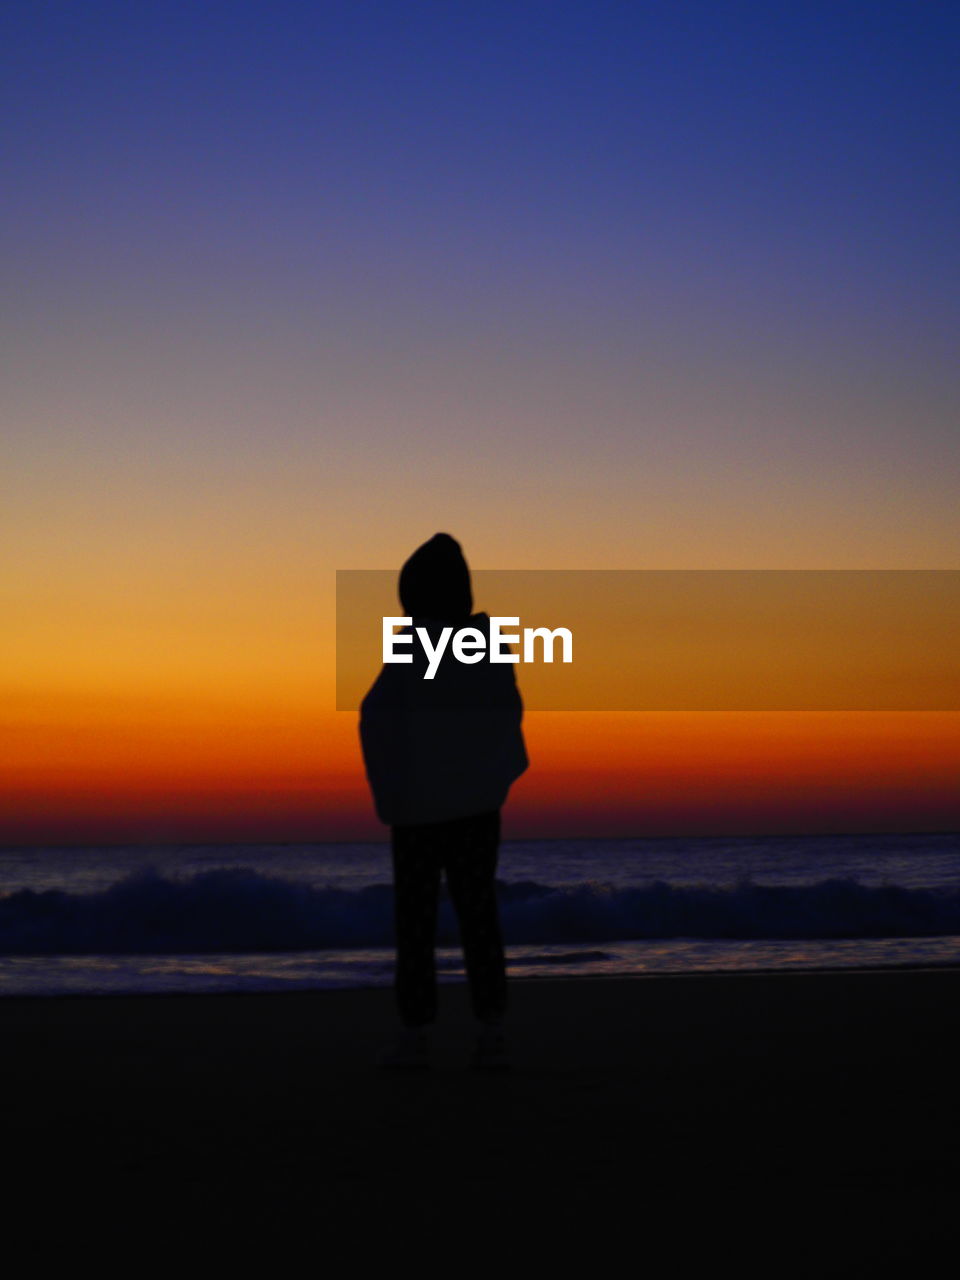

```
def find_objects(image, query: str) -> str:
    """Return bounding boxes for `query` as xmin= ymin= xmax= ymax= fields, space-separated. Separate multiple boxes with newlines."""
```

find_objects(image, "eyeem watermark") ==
xmin=337 ymin=570 xmax=960 ymax=710
xmin=383 ymin=616 xmax=573 ymax=680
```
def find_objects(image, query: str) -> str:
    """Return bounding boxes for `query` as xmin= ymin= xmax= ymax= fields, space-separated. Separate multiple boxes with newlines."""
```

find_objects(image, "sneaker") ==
xmin=379 ymin=1026 xmax=431 ymax=1070
xmin=472 ymin=1023 xmax=510 ymax=1071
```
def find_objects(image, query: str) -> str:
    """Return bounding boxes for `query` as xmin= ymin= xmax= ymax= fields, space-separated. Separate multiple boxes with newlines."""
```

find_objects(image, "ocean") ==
xmin=1 ymin=831 xmax=958 ymax=996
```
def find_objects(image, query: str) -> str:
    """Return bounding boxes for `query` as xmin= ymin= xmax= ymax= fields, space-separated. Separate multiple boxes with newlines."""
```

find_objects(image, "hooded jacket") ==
xmin=359 ymin=535 xmax=528 ymax=826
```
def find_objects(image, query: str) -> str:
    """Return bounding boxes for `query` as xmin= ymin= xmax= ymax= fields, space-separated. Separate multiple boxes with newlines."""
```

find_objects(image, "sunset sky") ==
xmin=3 ymin=1 xmax=958 ymax=844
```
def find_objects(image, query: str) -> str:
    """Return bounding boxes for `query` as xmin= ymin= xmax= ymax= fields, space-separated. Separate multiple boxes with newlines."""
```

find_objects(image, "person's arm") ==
xmin=359 ymin=665 xmax=412 ymax=825
xmin=498 ymin=664 xmax=529 ymax=787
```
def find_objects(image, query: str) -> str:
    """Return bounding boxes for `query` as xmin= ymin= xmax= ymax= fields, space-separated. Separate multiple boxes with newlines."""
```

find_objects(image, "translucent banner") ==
xmin=336 ymin=570 xmax=960 ymax=711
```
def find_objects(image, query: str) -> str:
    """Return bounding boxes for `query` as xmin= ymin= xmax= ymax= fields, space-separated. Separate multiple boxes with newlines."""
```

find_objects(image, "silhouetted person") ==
xmin=360 ymin=533 xmax=528 ymax=1068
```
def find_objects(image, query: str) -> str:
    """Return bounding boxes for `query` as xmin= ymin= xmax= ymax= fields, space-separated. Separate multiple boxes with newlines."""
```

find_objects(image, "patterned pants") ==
xmin=390 ymin=809 xmax=507 ymax=1029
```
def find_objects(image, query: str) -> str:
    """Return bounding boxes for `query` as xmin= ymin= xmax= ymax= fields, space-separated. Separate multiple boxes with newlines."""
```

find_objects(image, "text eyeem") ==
xmin=383 ymin=616 xmax=573 ymax=680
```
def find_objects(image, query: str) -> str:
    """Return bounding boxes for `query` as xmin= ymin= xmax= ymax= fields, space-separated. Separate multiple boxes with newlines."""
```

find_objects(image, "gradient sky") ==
xmin=3 ymin=1 xmax=958 ymax=843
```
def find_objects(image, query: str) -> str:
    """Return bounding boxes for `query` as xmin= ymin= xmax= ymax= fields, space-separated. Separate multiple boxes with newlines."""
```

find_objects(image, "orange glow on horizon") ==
xmin=3 ymin=697 xmax=957 ymax=844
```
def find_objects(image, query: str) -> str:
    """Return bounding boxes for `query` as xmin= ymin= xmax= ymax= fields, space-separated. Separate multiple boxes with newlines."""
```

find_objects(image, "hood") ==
xmin=399 ymin=532 xmax=472 ymax=623
xmin=401 ymin=611 xmax=490 ymax=636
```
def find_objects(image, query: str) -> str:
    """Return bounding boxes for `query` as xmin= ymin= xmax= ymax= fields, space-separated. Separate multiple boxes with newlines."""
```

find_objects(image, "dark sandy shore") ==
xmin=3 ymin=969 xmax=958 ymax=1261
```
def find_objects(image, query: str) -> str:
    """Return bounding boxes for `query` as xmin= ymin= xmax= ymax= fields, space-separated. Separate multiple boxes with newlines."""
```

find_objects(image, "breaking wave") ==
xmin=3 ymin=868 xmax=960 ymax=955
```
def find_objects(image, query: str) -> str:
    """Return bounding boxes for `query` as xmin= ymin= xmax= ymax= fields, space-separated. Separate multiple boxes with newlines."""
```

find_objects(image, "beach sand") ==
xmin=3 ymin=969 xmax=958 ymax=1262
